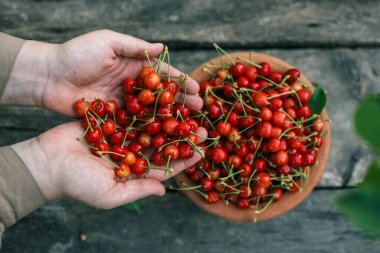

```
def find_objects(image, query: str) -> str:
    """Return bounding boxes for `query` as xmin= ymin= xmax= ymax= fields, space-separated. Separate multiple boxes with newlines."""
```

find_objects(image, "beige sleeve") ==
xmin=0 ymin=32 xmax=25 ymax=96
xmin=0 ymin=34 xmax=47 ymax=246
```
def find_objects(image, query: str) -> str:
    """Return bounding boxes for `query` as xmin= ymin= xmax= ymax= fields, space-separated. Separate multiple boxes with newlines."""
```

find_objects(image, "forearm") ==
xmin=0 ymin=37 xmax=56 ymax=107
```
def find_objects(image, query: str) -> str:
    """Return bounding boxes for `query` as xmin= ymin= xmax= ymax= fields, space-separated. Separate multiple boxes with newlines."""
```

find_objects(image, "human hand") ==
xmin=11 ymin=121 xmax=207 ymax=208
xmin=1 ymin=30 xmax=202 ymax=116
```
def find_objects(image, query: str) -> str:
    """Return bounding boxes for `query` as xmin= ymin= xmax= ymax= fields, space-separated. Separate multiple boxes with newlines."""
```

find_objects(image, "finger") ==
xmin=94 ymin=178 xmax=165 ymax=209
xmin=101 ymin=30 xmax=164 ymax=58
xmin=159 ymin=62 xmax=200 ymax=95
xmin=174 ymin=92 xmax=203 ymax=111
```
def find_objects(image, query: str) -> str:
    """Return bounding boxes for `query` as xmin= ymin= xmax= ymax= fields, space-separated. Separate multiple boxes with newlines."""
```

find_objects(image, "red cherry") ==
xmin=258 ymin=62 xmax=271 ymax=76
xmin=131 ymin=158 xmax=148 ymax=175
xmin=162 ymin=118 xmax=179 ymax=135
xmin=231 ymin=62 xmax=246 ymax=77
xmin=227 ymin=111 xmax=239 ymax=126
xmin=173 ymin=104 xmax=190 ymax=120
xmin=178 ymin=143 xmax=194 ymax=159
xmin=111 ymin=144 xmax=127 ymax=161
xmin=144 ymin=118 xmax=162 ymax=135
xmin=237 ymin=76 xmax=250 ymax=88
xmin=208 ymin=104 xmax=222 ymax=119
xmin=277 ymin=164 xmax=291 ymax=176
xmin=209 ymin=147 xmax=228 ymax=164
xmin=275 ymin=150 xmax=289 ymax=166
xmin=267 ymin=137 xmax=281 ymax=153
xmin=116 ymin=109 xmax=129 ymax=126
xmin=252 ymin=92 xmax=268 ymax=106
xmin=163 ymin=81 xmax=179 ymax=95
xmin=269 ymin=188 xmax=283 ymax=202
xmin=138 ymin=66 xmax=153 ymax=79
xmin=239 ymin=185 xmax=252 ymax=199
xmin=158 ymin=90 xmax=174 ymax=106
xmin=206 ymin=191 xmax=220 ymax=204
xmin=216 ymin=121 xmax=232 ymax=136
xmin=208 ymin=167 xmax=221 ymax=181
xmin=109 ymin=128 xmax=125 ymax=144
xmin=223 ymin=85 xmax=234 ymax=98
xmin=286 ymin=68 xmax=301 ymax=83
xmin=152 ymin=133 xmax=167 ymax=149
xmin=164 ymin=144 xmax=179 ymax=160
xmin=91 ymin=99 xmax=106 ymax=117
xmin=81 ymin=115 xmax=97 ymax=129
xmin=269 ymin=97 xmax=283 ymax=111
xmin=152 ymin=151 xmax=167 ymax=166
xmin=239 ymin=163 xmax=252 ymax=177
xmin=228 ymin=155 xmax=242 ymax=168
xmin=256 ymin=121 xmax=273 ymax=138
xmin=289 ymin=180 xmax=301 ymax=193
xmin=237 ymin=198 xmax=251 ymax=209
xmin=128 ymin=142 xmax=145 ymax=156
xmin=296 ymin=105 xmax=311 ymax=118
xmin=186 ymin=119 xmax=199 ymax=132
xmin=256 ymin=172 xmax=271 ymax=187
xmin=312 ymin=135 xmax=323 ymax=148
xmin=212 ymin=77 xmax=224 ymax=87
xmin=252 ymin=158 xmax=267 ymax=173
xmin=240 ymin=116 xmax=255 ymax=128
xmin=101 ymin=119 xmax=116 ymax=136
xmin=138 ymin=89 xmax=156 ymax=105
xmin=233 ymin=142 xmax=248 ymax=157
xmin=144 ymin=72 xmax=161 ymax=89
xmin=283 ymin=98 xmax=296 ymax=109
xmin=74 ymin=99 xmax=89 ymax=117
xmin=114 ymin=163 xmax=131 ymax=178
xmin=85 ymin=128 xmax=102 ymax=143
xmin=105 ymin=100 xmax=118 ymax=116
xmin=297 ymin=89 xmax=310 ymax=104
xmin=91 ymin=142 xmax=109 ymax=157
xmin=138 ymin=133 xmax=152 ymax=148
xmin=289 ymin=153 xmax=304 ymax=168
xmin=304 ymin=152 xmax=317 ymax=166
xmin=126 ymin=96 xmax=143 ymax=114
xmin=196 ymin=158 xmax=211 ymax=171
xmin=123 ymin=78 xmax=136 ymax=94
xmin=259 ymin=106 xmax=273 ymax=121
xmin=268 ymin=71 xmax=282 ymax=83
xmin=157 ymin=106 xmax=173 ymax=120
xmin=246 ymin=66 xmax=258 ymax=81
xmin=271 ymin=111 xmax=286 ymax=127
xmin=176 ymin=122 xmax=191 ymax=137
xmin=200 ymin=178 xmax=214 ymax=192
xmin=252 ymin=184 xmax=267 ymax=197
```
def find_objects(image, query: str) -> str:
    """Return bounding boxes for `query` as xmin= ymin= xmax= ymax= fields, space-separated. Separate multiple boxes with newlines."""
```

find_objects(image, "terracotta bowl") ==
xmin=175 ymin=52 xmax=330 ymax=222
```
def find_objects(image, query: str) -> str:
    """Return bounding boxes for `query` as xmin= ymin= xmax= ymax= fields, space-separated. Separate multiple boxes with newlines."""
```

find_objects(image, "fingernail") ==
xmin=153 ymin=43 xmax=164 ymax=47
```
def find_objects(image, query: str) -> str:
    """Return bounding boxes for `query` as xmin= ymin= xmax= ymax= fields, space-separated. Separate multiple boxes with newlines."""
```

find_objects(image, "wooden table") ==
xmin=1 ymin=0 xmax=380 ymax=252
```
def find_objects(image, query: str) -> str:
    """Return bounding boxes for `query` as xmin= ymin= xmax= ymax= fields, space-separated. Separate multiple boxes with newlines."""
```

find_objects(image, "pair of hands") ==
xmin=1 ymin=30 xmax=205 ymax=209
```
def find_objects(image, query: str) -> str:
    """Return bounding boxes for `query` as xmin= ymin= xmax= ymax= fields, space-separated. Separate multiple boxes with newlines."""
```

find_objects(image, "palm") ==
xmin=38 ymin=121 xmax=204 ymax=209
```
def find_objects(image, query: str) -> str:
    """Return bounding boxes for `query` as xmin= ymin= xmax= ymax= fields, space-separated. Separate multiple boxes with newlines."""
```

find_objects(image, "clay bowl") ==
xmin=175 ymin=52 xmax=330 ymax=222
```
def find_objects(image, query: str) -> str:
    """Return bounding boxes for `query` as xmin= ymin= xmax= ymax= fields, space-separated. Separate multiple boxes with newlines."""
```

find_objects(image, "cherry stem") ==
xmin=213 ymin=43 xmax=236 ymax=65
xmin=98 ymin=153 xmax=119 ymax=168
xmin=83 ymin=110 xmax=94 ymax=132
xmin=76 ymin=136 xmax=95 ymax=149
xmin=239 ymin=120 xmax=261 ymax=134
xmin=144 ymin=49 xmax=154 ymax=69
xmin=224 ymin=101 xmax=238 ymax=123
xmin=247 ymin=169 xmax=258 ymax=187
xmin=257 ymin=153 xmax=276 ymax=167
xmin=206 ymin=87 xmax=233 ymax=105
xmin=254 ymin=197 xmax=274 ymax=214
xmin=167 ymin=184 xmax=202 ymax=191
xmin=182 ymin=182 xmax=207 ymax=198
xmin=121 ymin=116 xmax=136 ymax=147
xmin=267 ymin=90 xmax=295 ymax=100
xmin=220 ymin=169 xmax=244 ymax=182
xmin=235 ymin=56 xmax=261 ymax=69
xmin=249 ymin=138 xmax=263 ymax=165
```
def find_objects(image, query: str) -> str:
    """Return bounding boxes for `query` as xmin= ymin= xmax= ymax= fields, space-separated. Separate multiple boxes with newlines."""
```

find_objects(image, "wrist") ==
xmin=11 ymin=137 xmax=62 ymax=201
xmin=1 ymin=40 xmax=57 ymax=107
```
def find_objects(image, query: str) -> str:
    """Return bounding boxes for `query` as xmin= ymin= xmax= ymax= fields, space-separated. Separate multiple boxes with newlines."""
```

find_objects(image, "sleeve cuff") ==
xmin=0 ymin=33 xmax=25 ymax=99
xmin=0 ymin=146 xmax=47 ymax=228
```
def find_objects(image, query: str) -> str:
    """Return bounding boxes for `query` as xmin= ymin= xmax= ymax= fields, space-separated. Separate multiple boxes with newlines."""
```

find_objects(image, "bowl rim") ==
xmin=174 ymin=51 xmax=330 ymax=222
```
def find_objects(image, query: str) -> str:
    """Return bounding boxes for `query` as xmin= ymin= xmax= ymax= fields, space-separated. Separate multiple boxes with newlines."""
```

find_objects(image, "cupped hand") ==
xmin=11 ymin=121 xmax=207 ymax=209
xmin=43 ymin=29 xmax=202 ymax=116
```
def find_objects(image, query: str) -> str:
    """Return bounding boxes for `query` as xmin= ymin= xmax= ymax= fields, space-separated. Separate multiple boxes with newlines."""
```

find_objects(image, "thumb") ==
xmin=94 ymin=178 xmax=166 ymax=209
xmin=100 ymin=30 xmax=164 ymax=58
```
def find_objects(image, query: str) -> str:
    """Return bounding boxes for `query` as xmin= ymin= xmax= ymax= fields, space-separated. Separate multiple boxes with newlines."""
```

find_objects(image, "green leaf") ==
xmin=308 ymin=84 xmax=327 ymax=116
xmin=337 ymin=159 xmax=380 ymax=237
xmin=354 ymin=95 xmax=380 ymax=154
xmin=122 ymin=201 xmax=141 ymax=214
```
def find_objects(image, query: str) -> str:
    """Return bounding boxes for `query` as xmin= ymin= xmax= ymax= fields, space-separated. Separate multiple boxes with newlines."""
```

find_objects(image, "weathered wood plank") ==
xmin=2 ymin=189 xmax=380 ymax=253
xmin=0 ymin=0 xmax=380 ymax=47
xmin=1 ymin=48 xmax=378 ymax=187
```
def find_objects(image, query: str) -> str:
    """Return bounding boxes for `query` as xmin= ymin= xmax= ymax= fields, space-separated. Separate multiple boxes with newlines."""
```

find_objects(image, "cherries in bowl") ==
xmin=174 ymin=51 xmax=330 ymax=222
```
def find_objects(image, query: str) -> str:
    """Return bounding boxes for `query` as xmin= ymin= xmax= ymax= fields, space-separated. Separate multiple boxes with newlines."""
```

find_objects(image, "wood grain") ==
xmin=0 ymin=0 xmax=379 ymax=48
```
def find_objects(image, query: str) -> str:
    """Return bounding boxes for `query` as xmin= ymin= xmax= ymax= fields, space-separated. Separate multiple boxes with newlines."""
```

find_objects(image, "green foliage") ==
xmin=308 ymin=84 xmax=327 ymax=116
xmin=337 ymin=95 xmax=380 ymax=237
xmin=122 ymin=201 xmax=141 ymax=214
